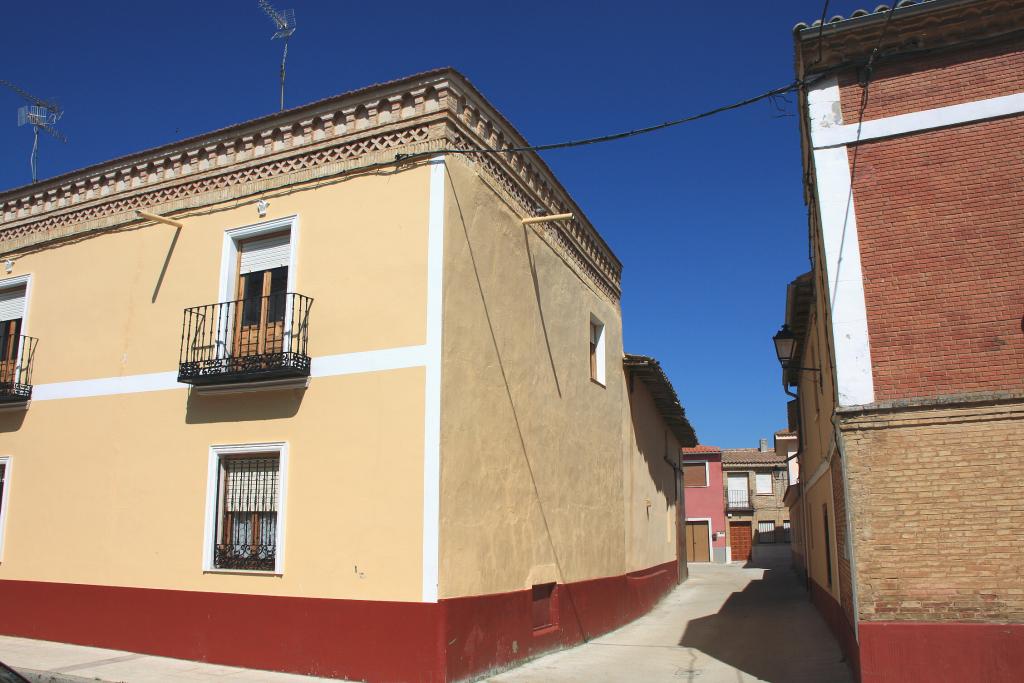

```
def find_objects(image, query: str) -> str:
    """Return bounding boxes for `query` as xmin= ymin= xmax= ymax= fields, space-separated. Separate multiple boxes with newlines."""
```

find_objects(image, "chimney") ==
xmin=759 ymin=438 xmax=769 ymax=453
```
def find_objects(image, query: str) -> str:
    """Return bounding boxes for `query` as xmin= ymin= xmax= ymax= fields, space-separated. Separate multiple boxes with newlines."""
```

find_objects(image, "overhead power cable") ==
xmin=396 ymin=80 xmax=802 ymax=162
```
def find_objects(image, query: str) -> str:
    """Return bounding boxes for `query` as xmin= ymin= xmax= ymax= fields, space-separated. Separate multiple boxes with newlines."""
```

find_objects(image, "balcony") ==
xmin=0 ymin=334 xmax=37 ymax=404
xmin=178 ymin=293 xmax=312 ymax=387
xmin=726 ymin=489 xmax=754 ymax=511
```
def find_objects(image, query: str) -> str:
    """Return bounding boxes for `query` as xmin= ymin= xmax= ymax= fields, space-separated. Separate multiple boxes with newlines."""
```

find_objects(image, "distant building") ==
xmin=783 ymin=1 xmax=1024 ymax=679
xmin=722 ymin=439 xmax=790 ymax=563
xmin=0 ymin=68 xmax=697 ymax=682
xmin=681 ymin=445 xmax=727 ymax=562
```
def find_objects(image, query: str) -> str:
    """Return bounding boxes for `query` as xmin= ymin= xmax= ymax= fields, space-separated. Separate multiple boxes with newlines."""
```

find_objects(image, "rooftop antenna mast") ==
xmin=258 ymin=0 xmax=297 ymax=111
xmin=1 ymin=79 xmax=67 ymax=183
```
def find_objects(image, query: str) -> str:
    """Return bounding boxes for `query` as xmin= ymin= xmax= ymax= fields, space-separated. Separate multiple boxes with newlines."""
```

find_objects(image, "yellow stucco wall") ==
xmin=436 ymin=157 xmax=673 ymax=598
xmin=0 ymin=371 xmax=425 ymax=600
xmin=793 ymin=242 xmax=842 ymax=602
xmin=12 ymin=166 xmax=430 ymax=384
xmin=622 ymin=378 xmax=682 ymax=574
xmin=0 ymin=165 xmax=434 ymax=601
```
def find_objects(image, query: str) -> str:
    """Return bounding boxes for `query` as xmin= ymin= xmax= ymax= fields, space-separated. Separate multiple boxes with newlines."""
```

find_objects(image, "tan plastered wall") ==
xmin=802 ymin=462 xmax=840 ymax=602
xmin=622 ymin=378 xmax=681 ymax=573
xmin=792 ymin=256 xmax=842 ymax=601
xmin=0 ymin=165 xmax=434 ymax=601
xmin=437 ymin=157 xmax=630 ymax=598
xmin=8 ymin=165 xmax=431 ymax=383
xmin=0 ymin=370 xmax=426 ymax=601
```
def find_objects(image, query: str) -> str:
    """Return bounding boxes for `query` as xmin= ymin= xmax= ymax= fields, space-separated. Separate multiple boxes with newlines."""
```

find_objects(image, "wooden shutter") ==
xmin=239 ymin=234 xmax=290 ymax=275
xmin=0 ymin=285 xmax=26 ymax=322
xmin=683 ymin=462 xmax=707 ymax=487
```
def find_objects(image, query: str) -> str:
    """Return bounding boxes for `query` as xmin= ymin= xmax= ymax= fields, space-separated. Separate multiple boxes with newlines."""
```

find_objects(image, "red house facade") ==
xmin=681 ymin=446 xmax=726 ymax=563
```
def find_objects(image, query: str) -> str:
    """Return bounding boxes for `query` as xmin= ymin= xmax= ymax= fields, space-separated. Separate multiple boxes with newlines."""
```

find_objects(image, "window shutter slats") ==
xmin=683 ymin=463 xmax=706 ymax=487
xmin=0 ymin=286 xmax=26 ymax=323
xmin=239 ymin=235 xmax=290 ymax=275
xmin=224 ymin=457 xmax=279 ymax=512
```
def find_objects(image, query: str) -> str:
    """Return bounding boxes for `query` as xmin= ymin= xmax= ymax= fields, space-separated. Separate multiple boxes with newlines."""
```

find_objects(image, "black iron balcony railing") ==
xmin=214 ymin=543 xmax=276 ymax=571
xmin=178 ymin=293 xmax=312 ymax=386
xmin=0 ymin=334 xmax=37 ymax=403
xmin=726 ymin=489 xmax=754 ymax=511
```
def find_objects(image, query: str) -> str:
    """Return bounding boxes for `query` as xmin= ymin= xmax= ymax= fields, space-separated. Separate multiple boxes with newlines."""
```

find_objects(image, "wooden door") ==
xmin=0 ymin=318 xmax=21 ymax=384
xmin=234 ymin=265 xmax=288 ymax=359
xmin=685 ymin=520 xmax=711 ymax=562
xmin=730 ymin=521 xmax=752 ymax=562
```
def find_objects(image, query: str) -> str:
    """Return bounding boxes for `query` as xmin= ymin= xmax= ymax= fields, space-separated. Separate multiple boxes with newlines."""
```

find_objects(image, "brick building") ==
xmin=721 ymin=439 xmax=790 ymax=563
xmin=781 ymin=1 xmax=1024 ymax=680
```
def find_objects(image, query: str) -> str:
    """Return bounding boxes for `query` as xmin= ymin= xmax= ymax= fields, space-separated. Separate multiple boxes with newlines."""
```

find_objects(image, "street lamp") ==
xmin=772 ymin=325 xmax=820 ymax=374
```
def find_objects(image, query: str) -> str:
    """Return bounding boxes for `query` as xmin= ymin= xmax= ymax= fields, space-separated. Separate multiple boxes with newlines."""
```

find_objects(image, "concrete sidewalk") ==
xmin=0 ymin=635 xmax=346 ymax=683
xmin=490 ymin=545 xmax=853 ymax=683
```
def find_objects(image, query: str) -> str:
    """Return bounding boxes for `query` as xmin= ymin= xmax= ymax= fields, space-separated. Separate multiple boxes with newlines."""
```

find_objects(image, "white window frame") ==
xmin=216 ymin=216 xmax=299 ymax=357
xmin=755 ymin=472 xmax=773 ymax=495
xmin=0 ymin=274 xmax=33 ymax=376
xmin=683 ymin=460 xmax=709 ymax=488
xmin=203 ymin=442 xmax=289 ymax=575
xmin=0 ymin=456 xmax=10 ymax=563
xmin=589 ymin=315 xmax=606 ymax=386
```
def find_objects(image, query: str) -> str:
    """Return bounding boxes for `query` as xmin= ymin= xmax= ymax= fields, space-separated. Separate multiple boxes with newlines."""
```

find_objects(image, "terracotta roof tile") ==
xmin=721 ymin=448 xmax=787 ymax=466
xmin=681 ymin=445 xmax=721 ymax=454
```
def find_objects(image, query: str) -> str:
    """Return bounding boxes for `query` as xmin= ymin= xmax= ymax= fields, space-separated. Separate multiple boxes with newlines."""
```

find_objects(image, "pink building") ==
xmin=681 ymin=446 xmax=726 ymax=563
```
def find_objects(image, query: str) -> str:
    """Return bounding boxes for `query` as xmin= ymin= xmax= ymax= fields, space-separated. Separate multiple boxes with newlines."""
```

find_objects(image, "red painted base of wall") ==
xmin=859 ymin=622 xmax=1024 ymax=683
xmin=0 ymin=561 xmax=678 ymax=683
xmin=444 ymin=561 xmax=678 ymax=681
xmin=809 ymin=580 xmax=859 ymax=681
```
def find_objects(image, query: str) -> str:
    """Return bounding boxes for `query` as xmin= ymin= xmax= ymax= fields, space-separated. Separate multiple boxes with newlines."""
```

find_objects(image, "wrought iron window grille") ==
xmin=214 ymin=455 xmax=280 ymax=572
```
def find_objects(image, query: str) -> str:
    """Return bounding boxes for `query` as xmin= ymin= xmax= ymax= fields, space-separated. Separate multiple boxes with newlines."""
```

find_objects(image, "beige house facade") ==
xmin=0 ymin=69 xmax=696 ymax=682
xmin=721 ymin=439 xmax=790 ymax=563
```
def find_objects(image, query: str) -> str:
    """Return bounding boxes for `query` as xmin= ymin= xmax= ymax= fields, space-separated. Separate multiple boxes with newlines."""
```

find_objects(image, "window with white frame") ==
xmin=755 ymin=472 xmax=773 ymax=495
xmin=0 ymin=277 xmax=29 ymax=388
xmin=207 ymin=445 xmax=286 ymax=573
xmin=589 ymin=316 xmax=606 ymax=385
xmin=0 ymin=456 xmax=10 ymax=560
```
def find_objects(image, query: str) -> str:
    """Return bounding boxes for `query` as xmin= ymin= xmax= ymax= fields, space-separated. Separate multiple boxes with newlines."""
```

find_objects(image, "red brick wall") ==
xmin=838 ymin=36 xmax=1024 ymax=122
xmin=851 ymin=114 xmax=1024 ymax=401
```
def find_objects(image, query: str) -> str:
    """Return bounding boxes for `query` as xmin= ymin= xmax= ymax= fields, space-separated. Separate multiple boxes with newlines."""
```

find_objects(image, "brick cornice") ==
xmin=0 ymin=69 xmax=622 ymax=300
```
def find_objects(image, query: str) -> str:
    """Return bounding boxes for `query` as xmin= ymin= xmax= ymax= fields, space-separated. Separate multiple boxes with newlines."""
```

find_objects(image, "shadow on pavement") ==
xmin=680 ymin=545 xmax=850 ymax=683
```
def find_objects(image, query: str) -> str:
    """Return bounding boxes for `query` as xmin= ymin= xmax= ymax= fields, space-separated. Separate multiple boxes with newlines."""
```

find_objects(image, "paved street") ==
xmin=491 ymin=545 xmax=853 ymax=683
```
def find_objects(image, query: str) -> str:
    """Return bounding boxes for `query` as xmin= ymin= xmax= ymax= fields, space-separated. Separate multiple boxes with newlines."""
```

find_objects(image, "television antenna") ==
xmin=258 ymin=0 xmax=297 ymax=111
xmin=1 ymin=79 xmax=67 ymax=183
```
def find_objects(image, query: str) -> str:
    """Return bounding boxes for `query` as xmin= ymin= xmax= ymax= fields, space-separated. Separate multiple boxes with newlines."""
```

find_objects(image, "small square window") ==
xmin=755 ymin=473 xmax=772 ymax=495
xmin=589 ymin=316 xmax=606 ymax=386
xmin=531 ymin=582 xmax=558 ymax=631
xmin=683 ymin=462 xmax=708 ymax=487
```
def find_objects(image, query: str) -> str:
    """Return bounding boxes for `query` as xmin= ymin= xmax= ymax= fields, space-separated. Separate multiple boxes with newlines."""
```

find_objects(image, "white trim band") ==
xmin=812 ymin=91 xmax=1024 ymax=148
xmin=30 ymin=344 xmax=431 ymax=402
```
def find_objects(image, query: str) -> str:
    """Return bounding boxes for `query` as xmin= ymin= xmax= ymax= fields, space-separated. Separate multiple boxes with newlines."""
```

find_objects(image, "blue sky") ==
xmin=0 ymin=1 xmax=866 ymax=447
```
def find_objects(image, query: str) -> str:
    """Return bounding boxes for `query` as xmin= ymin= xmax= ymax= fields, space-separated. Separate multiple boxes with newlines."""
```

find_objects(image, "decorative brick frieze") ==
xmin=0 ymin=69 xmax=621 ymax=300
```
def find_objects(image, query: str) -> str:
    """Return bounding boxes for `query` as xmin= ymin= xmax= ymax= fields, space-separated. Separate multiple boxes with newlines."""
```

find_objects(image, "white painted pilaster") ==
xmin=808 ymin=76 xmax=876 ymax=407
